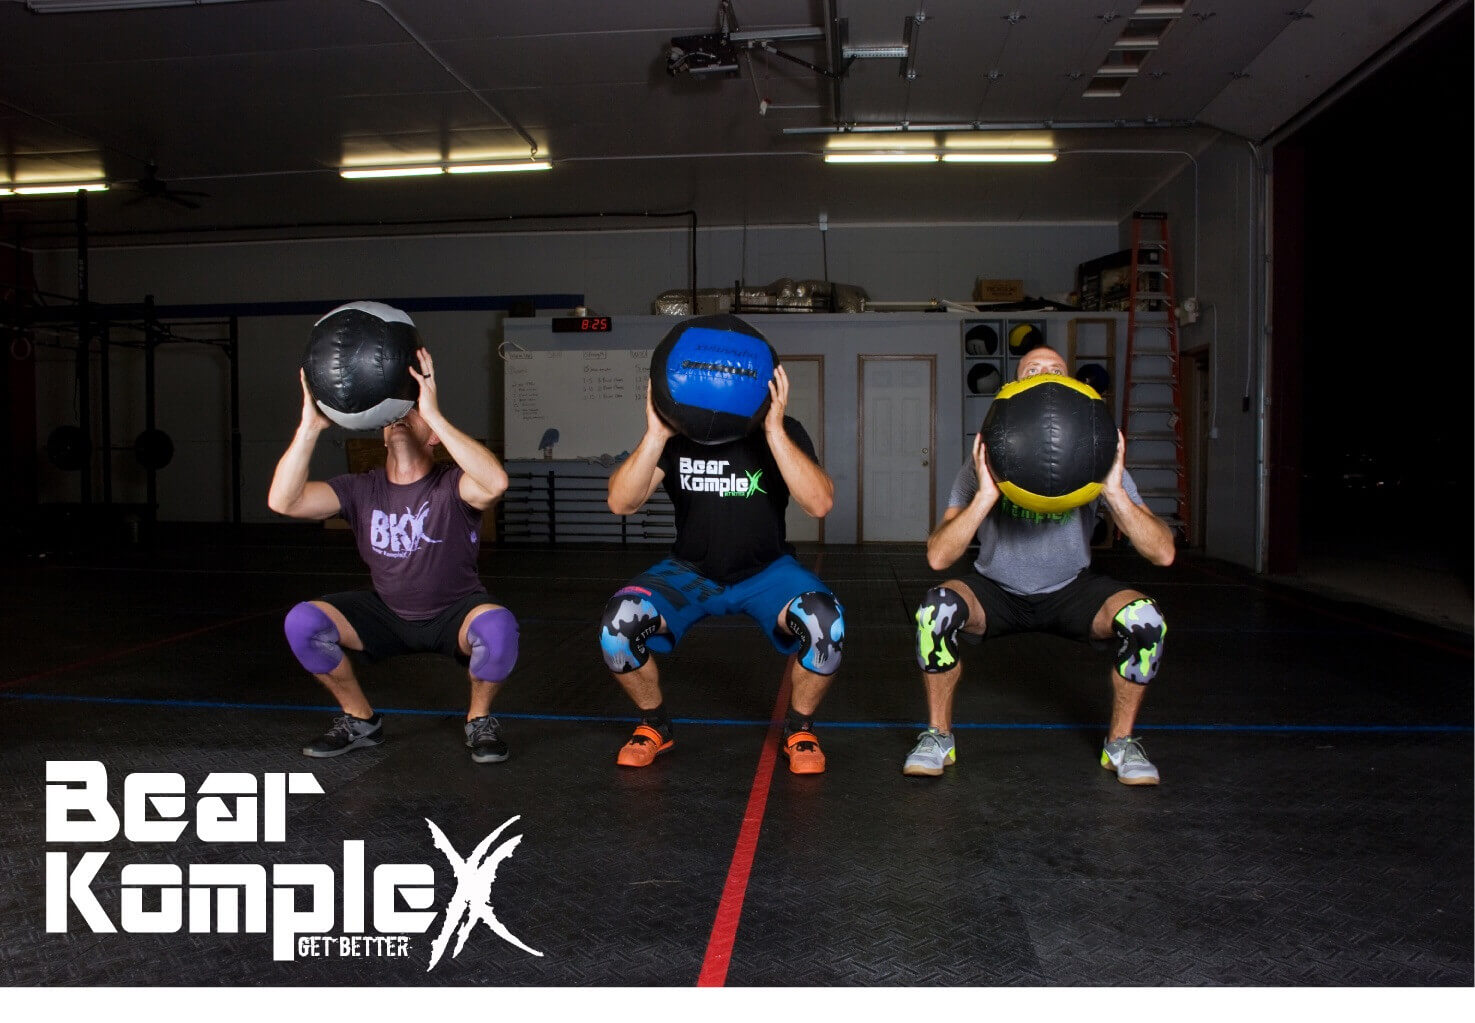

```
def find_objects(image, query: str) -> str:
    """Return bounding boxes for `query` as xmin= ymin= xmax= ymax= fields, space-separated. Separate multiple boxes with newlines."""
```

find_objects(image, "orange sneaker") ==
xmin=782 ymin=730 xmax=826 ymax=775
xmin=616 ymin=723 xmax=673 ymax=767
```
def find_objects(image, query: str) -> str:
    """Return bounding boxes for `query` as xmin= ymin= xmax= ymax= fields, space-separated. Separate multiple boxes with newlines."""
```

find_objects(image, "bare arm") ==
xmin=764 ymin=365 xmax=833 ymax=518
xmin=926 ymin=433 xmax=998 ymax=571
xmin=409 ymin=348 xmax=508 ymax=511
xmin=266 ymin=370 xmax=343 ymax=520
xmin=608 ymin=383 xmax=674 ymax=515
xmin=1101 ymin=430 xmax=1176 ymax=566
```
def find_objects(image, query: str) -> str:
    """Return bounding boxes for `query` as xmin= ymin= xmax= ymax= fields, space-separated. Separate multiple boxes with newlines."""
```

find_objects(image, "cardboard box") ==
xmin=973 ymin=278 xmax=1024 ymax=303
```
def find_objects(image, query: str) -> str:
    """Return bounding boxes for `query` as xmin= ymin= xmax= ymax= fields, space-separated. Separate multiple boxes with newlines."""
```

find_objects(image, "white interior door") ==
xmin=781 ymin=356 xmax=822 ymax=543
xmin=860 ymin=357 xmax=934 ymax=542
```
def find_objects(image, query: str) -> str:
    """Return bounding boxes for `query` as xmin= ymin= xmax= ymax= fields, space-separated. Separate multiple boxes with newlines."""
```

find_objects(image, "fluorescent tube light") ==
xmin=340 ymin=165 xmax=444 ymax=179
xmin=10 ymin=181 xmax=110 ymax=194
xmin=941 ymin=152 xmax=1057 ymax=164
xmin=824 ymin=152 xmax=939 ymax=164
xmin=446 ymin=160 xmax=552 ymax=174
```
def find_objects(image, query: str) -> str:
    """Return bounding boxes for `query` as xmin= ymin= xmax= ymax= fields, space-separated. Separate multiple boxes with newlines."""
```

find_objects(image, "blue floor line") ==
xmin=1 ymin=691 xmax=1468 ymax=734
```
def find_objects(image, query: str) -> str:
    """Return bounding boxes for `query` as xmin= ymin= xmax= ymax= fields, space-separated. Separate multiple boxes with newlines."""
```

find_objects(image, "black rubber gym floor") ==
xmin=2 ymin=527 xmax=1470 ymax=988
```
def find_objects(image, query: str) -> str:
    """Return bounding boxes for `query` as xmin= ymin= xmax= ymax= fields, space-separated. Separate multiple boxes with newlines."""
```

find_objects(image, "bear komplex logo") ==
xmin=43 ymin=761 xmax=542 ymax=969
xmin=677 ymin=457 xmax=766 ymax=498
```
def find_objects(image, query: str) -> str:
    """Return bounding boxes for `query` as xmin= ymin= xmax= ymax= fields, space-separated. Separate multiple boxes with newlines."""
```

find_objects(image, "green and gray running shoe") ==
xmin=1101 ymin=736 xmax=1160 ymax=785
xmin=903 ymin=728 xmax=956 ymax=777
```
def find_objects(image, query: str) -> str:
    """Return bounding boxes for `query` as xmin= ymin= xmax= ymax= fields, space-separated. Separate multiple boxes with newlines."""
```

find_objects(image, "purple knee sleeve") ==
xmin=467 ymin=607 xmax=519 ymax=683
xmin=284 ymin=602 xmax=344 ymax=675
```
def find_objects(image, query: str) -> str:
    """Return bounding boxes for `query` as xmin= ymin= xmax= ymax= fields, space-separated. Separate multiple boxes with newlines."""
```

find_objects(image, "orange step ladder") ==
xmin=1122 ymin=211 xmax=1187 ymax=538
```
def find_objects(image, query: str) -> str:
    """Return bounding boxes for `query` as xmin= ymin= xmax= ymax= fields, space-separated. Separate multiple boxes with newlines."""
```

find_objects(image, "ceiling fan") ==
xmin=119 ymin=163 xmax=210 ymax=210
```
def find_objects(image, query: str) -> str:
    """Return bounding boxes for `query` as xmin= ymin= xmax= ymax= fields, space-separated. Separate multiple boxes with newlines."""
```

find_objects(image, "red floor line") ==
xmin=0 ymin=611 xmax=273 ymax=692
xmin=695 ymin=662 xmax=793 ymax=986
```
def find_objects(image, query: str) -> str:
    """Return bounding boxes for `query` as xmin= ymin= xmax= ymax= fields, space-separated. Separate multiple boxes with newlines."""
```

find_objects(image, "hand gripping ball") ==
xmin=981 ymin=373 xmax=1117 ymax=514
xmin=302 ymin=301 xmax=421 ymax=430
xmin=650 ymin=314 xmax=778 ymax=445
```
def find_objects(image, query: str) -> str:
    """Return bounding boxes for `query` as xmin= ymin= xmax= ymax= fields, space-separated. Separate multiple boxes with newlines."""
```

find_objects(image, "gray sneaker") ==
xmin=303 ymin=712 xmax=383 ymax=758
xmin=903 ymin=728 xmax=956 ymax=777
xmin=1101 ymin=736 xmax=1160 ymax=785
xmin=465 ymin=715 xmax=509 ymax=764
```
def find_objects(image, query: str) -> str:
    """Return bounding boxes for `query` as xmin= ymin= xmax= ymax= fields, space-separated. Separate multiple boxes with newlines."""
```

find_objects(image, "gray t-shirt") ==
xmin=947 ymin=460 xmax=1143 ymax=596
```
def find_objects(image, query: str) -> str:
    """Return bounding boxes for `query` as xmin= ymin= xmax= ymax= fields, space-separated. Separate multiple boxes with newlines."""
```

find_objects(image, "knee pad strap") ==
xmin=785 ymin=591 xmax=845 ymax=676
xmin=916 ymin=586 xmax=969 ymax=673
xmin=601 ymin=590 xmax=662 ymax=673
xmin=1112 ymin=597 xmax=1165 ymax=684
xmin=285 ymin=602 xmax=343 ymax=675
xmin=468 ymin=607 xmax=519 ymax=683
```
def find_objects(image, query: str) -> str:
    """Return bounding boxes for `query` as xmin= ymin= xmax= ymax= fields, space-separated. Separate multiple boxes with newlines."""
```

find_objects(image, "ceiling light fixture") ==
xmin=6 ymin=181 xmax=110 ymax=195
xmin=341 ymin=158 xmax=553 ymax=180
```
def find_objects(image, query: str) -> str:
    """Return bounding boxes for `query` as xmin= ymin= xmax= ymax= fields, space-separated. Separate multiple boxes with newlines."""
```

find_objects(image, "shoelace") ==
xmin=468 ymin=717 xmax=500 ymax=741
xmin=329 ymin=714 xmax=364 ymax=739
xmin=1116 ymin=738 xmax=1148 ymax=762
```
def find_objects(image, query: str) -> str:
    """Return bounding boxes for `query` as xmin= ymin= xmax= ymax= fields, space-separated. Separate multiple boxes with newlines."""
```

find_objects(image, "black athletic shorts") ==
xmin=954 ymin=570 xmax=1131 ymax=643
xmin=319 ymin=590 xmax=493 ymax=663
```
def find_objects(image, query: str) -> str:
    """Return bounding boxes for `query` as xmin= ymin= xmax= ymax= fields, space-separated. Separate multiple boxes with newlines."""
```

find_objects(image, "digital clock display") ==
xmin=551 ymin=316 xmax=613 ymax=333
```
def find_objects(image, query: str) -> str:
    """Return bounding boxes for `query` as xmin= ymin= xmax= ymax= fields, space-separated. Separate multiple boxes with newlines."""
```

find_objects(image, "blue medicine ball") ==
xmin=302 ymin=301 xmax=421 ymax=430
xmin=650 ymin=314 xmax=778 ymax=445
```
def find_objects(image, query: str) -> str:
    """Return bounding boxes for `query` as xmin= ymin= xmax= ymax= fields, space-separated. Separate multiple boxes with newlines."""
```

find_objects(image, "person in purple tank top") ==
xmin=268 ymin=346 xmax=519 ymax=764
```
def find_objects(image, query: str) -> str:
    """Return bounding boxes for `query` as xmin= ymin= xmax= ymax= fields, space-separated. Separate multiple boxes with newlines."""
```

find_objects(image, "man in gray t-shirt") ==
xmin=904 ymin=346 xmax=1177 ymax=785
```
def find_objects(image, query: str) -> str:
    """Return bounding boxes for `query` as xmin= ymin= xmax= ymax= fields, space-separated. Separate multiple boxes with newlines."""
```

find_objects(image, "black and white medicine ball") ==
xmin=302 ymin=301 xmax=421 ymax=430
xmin=650 ymin=314 xmax=778 ymax=445
xmin=981 ymin=372 xmax=1117 ymax=514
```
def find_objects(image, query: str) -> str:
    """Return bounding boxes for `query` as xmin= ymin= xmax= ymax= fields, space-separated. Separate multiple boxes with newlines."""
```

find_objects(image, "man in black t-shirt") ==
xmin=600 ymin=361 xmax=846 ymax=774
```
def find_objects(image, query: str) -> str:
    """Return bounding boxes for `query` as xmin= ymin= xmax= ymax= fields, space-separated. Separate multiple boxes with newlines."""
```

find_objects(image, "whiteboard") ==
xmin=504 ymin=346 xmax=652 ymax=460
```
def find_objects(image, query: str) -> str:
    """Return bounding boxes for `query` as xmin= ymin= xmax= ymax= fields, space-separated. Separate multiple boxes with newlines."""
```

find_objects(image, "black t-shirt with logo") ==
xmin=656 ymin=417 xmax=818 ymax=584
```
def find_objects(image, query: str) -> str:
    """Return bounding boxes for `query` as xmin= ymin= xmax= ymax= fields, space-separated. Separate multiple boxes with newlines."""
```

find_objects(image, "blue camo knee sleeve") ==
xmin=600 ymin=589 xmax=662 ymax=674
xmin=1112 ymin=597 xmax=1166 ymax=684
xmin=284 ymin=602 xmax=343 ymax=675
xmin=916 ymin=585 xmax=969 ymax=673
xmin=785 ymin=591 xmax=845 ymax=676
xmin=467 ymin=607 xmax=519 ymax=683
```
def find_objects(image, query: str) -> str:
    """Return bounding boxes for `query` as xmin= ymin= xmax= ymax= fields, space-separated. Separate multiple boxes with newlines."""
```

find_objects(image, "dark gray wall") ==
xmin=23 ymin=213 xmax=1267 ymax=569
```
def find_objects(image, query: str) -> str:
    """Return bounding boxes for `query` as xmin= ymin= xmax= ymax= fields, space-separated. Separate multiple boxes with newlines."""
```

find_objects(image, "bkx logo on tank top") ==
xmin=369 ymin=502 xmax=443 ymax=558
xmin=677 ymin=457 xmax=765 ymax=498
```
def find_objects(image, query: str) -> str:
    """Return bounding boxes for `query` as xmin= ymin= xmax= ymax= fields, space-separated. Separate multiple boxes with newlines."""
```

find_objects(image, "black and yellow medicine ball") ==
xmin=1006 ymin=323 xmax=1045 ymax=356
xmin=981 ymin=373 xmax=1117 ymax=514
